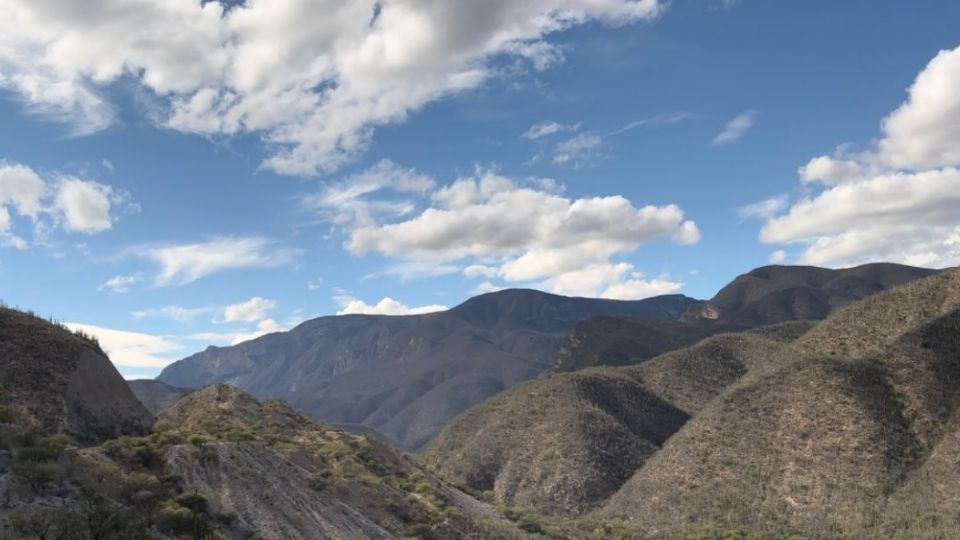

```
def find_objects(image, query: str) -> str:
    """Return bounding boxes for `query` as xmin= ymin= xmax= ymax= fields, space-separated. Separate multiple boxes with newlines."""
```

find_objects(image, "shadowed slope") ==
xmin=423 ymin=322 xmax=812 ymax=515
xmin=0 ymin=307 xmax=152 ymax=444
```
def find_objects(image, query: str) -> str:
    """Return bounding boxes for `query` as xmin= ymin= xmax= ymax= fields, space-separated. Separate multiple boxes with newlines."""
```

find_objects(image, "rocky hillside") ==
xmin=428 ymin=268 xmax=960 ymax=538
xmin=154 ymin=385 xmax=525 ymax=539
xmin=0 ymin=307 xmax=152 ymax=444
xmin=1 ymin=380 xmax=529 ymax=539
xmin=557 ymin=263 xmax=935 ymax=371
xmin=158 ymin=289 xmax=695 ymax=449
xmin=597 ymin=268 xmax=960 ymax=537
xmin=423 ymin=322 xmax=811 ymax=515
xmin=127 ymin=379 xmax=193 ymax=414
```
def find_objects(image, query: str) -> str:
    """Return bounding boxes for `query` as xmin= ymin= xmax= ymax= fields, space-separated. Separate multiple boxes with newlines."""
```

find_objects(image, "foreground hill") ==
xmin=428 ymin=268 xmax=960 ymax=537
xmin=0 ymin=307 xmax=152 ymax=444
xmin=158 ymin=289 xmax=695 ymax=449
xmin=154 ymin=385 xmax=523 ymax=539
xmin=1 ymin=379 xmax=528 ymax=538
xmin=423 ymin=322 xmax=812 ymax=515
xmin=598 ymin=268 xmax=960 ymax=537
xmin=557 ymin=263 xmax=935 ymax=371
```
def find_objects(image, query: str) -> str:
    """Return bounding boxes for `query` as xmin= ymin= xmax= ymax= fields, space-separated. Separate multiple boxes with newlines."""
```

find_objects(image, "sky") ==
xmin=0 ymin=0 xmax=959 ymax=378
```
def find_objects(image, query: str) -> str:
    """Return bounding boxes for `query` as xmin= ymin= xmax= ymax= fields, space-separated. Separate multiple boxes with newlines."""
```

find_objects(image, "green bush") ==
xmin=0 ymin=405 xmax=18 ymax=424
xmin=308 ymin=475 xmax=328 ymax=492
xmin=188 ymin=433 xmax=213 ymax=447
xmin=158 ymin=500 xmax=195 ymax=535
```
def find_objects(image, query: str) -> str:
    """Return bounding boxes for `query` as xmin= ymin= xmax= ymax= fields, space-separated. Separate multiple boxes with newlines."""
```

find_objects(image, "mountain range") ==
xmin=156 ymin=290 xmax=696 ymax=449
xmin=154 ymin=263 xmax=935 ymax=449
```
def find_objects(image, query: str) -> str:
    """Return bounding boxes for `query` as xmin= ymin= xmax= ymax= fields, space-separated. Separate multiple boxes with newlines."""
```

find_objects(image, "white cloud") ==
xmin=712 ymin=110 xmax=758 ymax=146
xmin=463 ymin=264 xmax=499 ymax=279
xmin=225 ymin=318 xmax=282 ymax=345
xmin=877 ymin=46 xmax=960 ymax=170
xmin=53 ymin=177 xmax=114 ymax=233
xmin=98 ymin=274 xmax=138 ymax=294
xmin=304 ymin=159 xmax=434 ymax=227
xmin=65 ymin=322 xmax=183 ymax=369
xmin=523 ymin=121 xmax=579 ymax=140
xmin=222 ymin=296 xmax=276 ymax=323
xmin=0 ymin=161 xmax=127 ymax=244
xmin=307 ymin=277 xmax=323 ymax=291
xmin=131 ymin=305 xmax=212 ymax=324
xmin=759 ymin=45 xmax=960 ymax=268
xmin=335 ymin=295 xmax=447 ymax=316
xmin=553 ymin=132 xmax=602 ymax=165
xmin=0 ymin=161 xmax=46 ymax=219
xmin=544 ymin=263 xmax=683 ymax=299
xmin=0 ymin=0 xmax=664 ymax=175
xmin=608 ymin=111 xmax=691 ymax=136
xmin=343 ymin=168 xmax=698 ymax=299
xmin=186 ymin=318 xmax=285 ymax=346
xmin=768 ymin=250 xmax=787 ymax=264
xmin=367 ymin=260 xmax=461 ymax=281
xmin=738 ymin=194 xmax=789 ymax=220
xmin=472 ymin=281 xmax=504 ymax=295
xmin=138 ymin=236 xmax=298 ymax=286
xmin=349 ymin=170 xmax=699 ymax=262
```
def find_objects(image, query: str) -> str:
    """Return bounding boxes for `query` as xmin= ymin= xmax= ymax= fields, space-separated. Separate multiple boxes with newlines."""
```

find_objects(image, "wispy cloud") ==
xmin=712 ymin=110 xmax=759 ymax=146
xmin=737 ymin=194 xmax=789 ymax=221
xmin=609 ymin=112 xmax=691 ymax=136
xmin=131 ymin=305 xmax=213 ymax=324
xmin=522 ymin=121 xmax=580 ymax=140
xmin=134 ymin=236 xmax=299 ymax=286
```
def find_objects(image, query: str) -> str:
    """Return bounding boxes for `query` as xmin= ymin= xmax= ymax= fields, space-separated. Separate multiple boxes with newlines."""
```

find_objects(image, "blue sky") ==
xmin=1 ymin=0 xmax=959 ymax=377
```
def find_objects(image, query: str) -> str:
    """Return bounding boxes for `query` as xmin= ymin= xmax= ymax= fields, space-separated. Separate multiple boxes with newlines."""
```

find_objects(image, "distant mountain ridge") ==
xmin=158 ymin=289 xmax=696 ymax=449
xmin=556 ymin=263 xmax=938 ymax=371
xmin=128 ymin=379 xmax=194 ymax=414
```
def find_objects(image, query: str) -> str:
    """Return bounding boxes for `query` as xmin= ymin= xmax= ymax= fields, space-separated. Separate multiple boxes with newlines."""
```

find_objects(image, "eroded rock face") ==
xmin=165 ymin=444 xmax=396 ymax=540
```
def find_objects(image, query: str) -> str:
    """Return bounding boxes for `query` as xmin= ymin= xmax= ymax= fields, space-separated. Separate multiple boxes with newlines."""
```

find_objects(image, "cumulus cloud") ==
xmin=0 ymin=161 xmax=46 ymax=219
xmin=342 ymin=168 xmax=698 ymax=299
xmin=712 ymin=110 xmax=758 ymax=146
xmin=335 ymin=295 xmax=447 ymax=316
xmin=65 ymin=322 xmax=183 ymax=369
xmin=0 ymin=0 xmax=665 ymax=174
xmin=53 ymin=178 xmax=114 ymax=233
xmin=0 ymin=161 xmax=127 ymax=244
xmin=759 ymin=45 xmax=960 ymax=268
xmin=138 ymin=236 xmax=299 ymax=286
xmin=222 ymin=296 xmax=276 ymax=323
